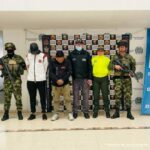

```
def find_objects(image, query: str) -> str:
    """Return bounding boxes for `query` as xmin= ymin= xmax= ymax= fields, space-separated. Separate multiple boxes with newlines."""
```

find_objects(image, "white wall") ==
xmin=0 ymin=0 xmax=150 ymax=10
xmin=0 ymin=28 xmax=146 ymax=111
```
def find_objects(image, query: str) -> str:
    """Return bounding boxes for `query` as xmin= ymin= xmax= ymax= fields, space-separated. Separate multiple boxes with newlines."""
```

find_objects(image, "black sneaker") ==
xmin=84 ymin=113 xmax=90 ymax=119
xmin=42 ymin=114 xmax=47 ymax=120
xmin=18 ymin=111 xmax=23 ymax=120
xmin=93 ymin=112 xmax=98 ymax=118
xmin=106 ymin=112 xmax=110 ymax=118
xmin=28 ymin=114 xmax=36 ymax=120
xmin=73 ymin=113 xmax=78 ymax=119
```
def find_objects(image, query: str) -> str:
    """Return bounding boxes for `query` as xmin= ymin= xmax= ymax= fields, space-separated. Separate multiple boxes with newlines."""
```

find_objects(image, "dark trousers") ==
xmin=93 ymin=76 xmax=110 ymax=113
xmin=73 ymin=79 xmax=90 ymax=113
xmin=27 ymin=81 xmax=46 ymax=113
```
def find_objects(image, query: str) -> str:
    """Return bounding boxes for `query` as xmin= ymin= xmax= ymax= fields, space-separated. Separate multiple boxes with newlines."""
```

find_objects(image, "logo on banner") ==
xmin=146 ymin=87 xmax=150 ymax=92
xmin=136 ymin=72 xmax=144 ymax=80
xmin=135 ymin=47 xmax=143 ymax=54
xmin=133 ymin=36 xmax=144 ymax=40
xmin=135 ymin=97 xmax=142 ymax=104
xmin=136 ymin=62 xmax=144 ymax=65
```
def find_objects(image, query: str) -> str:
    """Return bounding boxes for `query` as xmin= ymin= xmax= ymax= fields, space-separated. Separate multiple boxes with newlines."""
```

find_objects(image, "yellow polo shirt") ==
xmin=92 ymin=55 xmax=110 ymax=77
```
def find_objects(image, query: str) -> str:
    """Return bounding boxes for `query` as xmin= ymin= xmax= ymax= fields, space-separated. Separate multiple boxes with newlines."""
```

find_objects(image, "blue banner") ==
xmin=141 ymin=28 xmax=150 ymax=114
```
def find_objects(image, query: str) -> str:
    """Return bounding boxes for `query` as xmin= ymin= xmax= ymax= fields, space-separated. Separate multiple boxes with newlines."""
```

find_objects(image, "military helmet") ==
xmin=117 ymin=40 xmax=128 ymax=48
xmin=5 ymin=42 xmax=16 ymax=51
xmin=75 ymin=38 xmax=84 ymax=44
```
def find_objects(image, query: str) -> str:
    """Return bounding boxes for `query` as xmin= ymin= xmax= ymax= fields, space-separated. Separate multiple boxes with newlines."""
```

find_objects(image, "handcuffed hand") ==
xmin=56 ymin=79 xmax=64 ymax=85
xmin=87 ymin=80 xmax=92 ymax=86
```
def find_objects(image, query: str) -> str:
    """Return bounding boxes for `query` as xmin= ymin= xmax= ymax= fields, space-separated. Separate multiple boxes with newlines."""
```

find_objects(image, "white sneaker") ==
xmin=68 ymin=113 xmax=74 ymax=121
xmin=51 ymin=113 xmax=59 ymax=121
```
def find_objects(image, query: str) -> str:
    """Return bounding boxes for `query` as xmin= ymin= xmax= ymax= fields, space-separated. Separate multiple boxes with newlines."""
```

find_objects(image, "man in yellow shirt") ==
xmin=92 ymin=48 xmax=110 ymax=118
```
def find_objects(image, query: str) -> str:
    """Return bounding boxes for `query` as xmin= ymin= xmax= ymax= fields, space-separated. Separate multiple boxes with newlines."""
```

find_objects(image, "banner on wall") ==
xmin=42 ymin=33 xmax=130 ymax=110
xmin=141 ymin=28 xmax=150 ymax=114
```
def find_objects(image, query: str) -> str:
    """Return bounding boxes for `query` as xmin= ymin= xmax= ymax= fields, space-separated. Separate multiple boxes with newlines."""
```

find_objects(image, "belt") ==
xmin=114 ymin=76 xmax=130 ymax=79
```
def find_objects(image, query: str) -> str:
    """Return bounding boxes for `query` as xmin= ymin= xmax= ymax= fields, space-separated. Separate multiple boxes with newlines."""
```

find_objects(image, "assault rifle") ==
xmin=0 ymin=58 xmax=14 ymax=83
xmin=113 ymin=59 xmax=139 ymax=82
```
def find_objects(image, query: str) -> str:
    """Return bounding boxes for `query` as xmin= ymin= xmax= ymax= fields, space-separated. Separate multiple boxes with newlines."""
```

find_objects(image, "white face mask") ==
xmin=76 ymin=46 xmax=82 ymax=51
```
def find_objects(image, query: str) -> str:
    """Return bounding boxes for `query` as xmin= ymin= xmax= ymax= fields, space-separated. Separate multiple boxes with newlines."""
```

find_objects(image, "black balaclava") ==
xmin=30 ymin=43 xmax=40 ymax=54
xmin=7 ymin=49 xmax=15 ymax=59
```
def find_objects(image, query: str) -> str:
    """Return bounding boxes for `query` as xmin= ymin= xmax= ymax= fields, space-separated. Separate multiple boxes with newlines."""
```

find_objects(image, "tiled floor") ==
xmin=0 ymin=111 xmax=150 ymax=150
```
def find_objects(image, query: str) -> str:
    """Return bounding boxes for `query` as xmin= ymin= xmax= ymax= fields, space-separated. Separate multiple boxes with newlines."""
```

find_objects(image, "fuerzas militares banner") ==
xmin=141 ymin=28 xmax=150 ymax=114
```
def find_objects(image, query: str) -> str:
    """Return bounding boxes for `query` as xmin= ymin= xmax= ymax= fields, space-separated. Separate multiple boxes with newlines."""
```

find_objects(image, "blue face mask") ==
xmin=76 ymin=46 xmax=82 ymax=51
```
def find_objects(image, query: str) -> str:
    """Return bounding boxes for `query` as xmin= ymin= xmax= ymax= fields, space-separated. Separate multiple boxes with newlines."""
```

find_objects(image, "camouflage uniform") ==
xmin=1 ymin=54 xmax=25 ymax=111
xmin=109 ymin=53 xmax=136 ymax=109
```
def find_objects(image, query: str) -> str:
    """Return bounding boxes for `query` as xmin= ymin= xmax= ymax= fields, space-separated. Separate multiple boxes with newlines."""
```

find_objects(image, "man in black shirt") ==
xmin=49 ymin=51 xmax=74 ymax=121
xmin=68 ymin=38 xmax=92 ymax=119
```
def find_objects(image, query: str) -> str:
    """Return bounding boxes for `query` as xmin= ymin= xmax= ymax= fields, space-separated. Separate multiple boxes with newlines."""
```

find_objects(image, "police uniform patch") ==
xmin=61 ymin=66 xmax=66 ymax=69
xmin=82 ymin=58 xmax=87 ymax=61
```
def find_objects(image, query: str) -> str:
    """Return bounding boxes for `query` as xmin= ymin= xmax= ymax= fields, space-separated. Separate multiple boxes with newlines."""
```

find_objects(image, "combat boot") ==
xmin=127 ymin=108 xmax=134 ymax=120
xmin=111 ymin=108 xmax=120 ymax=119
xmin=1 ymin=110 xmax=9 ymax=121
xmin=18 ymin=111 xmax=23 ymax=120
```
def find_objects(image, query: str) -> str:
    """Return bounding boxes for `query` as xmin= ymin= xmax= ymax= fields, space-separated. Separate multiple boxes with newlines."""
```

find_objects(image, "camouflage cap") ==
xmin=5 ymin=42 xmax=16 ymax=51
xmin=75 ymin=38 xmax=84 ymax=44
xmin=117 ymin=40 xmax=128 ymax=48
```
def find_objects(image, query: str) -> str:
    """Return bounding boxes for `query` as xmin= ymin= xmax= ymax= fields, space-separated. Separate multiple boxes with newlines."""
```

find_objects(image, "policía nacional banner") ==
xmin=141 ymin=28 xmax=150 ymax=114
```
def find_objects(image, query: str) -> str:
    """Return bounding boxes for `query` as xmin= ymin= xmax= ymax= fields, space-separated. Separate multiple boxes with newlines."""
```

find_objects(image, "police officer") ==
xmin=0 ymin=42 xmax=26 ymax=121
xmin=49 ymin=51 xmax=74 ymax=121
xmin=26 ymin=43 xmax=48 ymax=120
xmin=110 ymin=40 xmax=136 ymax=120
xmin=92 ymin=47 xmax=110 ymax=118
xmin=68 ymin=38 xmax=92 ymax=119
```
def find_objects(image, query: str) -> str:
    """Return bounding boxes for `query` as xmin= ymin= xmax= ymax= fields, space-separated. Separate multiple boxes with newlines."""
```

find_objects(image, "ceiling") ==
xmin=0 ymin=11 xmax=150 ymax=29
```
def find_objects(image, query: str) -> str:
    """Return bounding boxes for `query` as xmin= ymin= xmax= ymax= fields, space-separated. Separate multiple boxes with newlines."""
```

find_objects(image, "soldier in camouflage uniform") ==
xmin=109 ymin=40 xmax=136 ymax=120
xmin=0 ymin=42 xmax=26 ymax=121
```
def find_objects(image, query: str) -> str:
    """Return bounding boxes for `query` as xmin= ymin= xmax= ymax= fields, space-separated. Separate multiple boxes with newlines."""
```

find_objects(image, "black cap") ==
xmin=30 ymin=43 xmax=39 ymax=51
xmin=56 ymin=51 xmax=64 ymax=57
xmin=117 ymin=40 xmax=128 ymax=47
